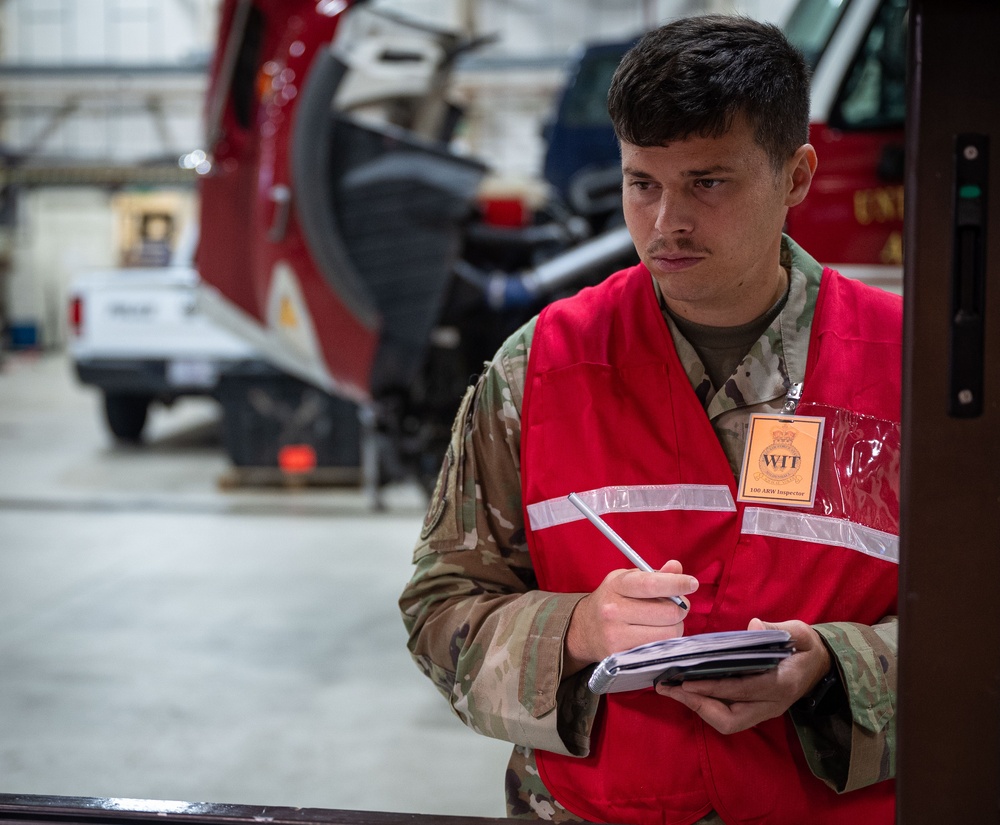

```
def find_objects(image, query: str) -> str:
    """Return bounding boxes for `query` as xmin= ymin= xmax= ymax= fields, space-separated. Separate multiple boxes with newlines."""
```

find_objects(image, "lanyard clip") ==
xmin=781 ymin=382 xmax=803 ymax=415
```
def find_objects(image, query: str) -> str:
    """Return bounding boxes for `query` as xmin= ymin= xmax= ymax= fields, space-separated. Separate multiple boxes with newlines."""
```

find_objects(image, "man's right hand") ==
xmin=563 ymin=560 xmax=698 ymax=677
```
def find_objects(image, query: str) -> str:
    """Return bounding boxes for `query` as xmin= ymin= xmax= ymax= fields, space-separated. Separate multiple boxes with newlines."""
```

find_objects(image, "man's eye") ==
xmin=629 ymin=180 xmax=652 ymax=190
xmin=696 ymin=179 xmax=723 ymax=190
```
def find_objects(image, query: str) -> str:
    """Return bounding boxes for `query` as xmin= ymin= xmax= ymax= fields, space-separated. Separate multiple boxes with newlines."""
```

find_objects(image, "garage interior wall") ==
xmin=0 ymin=0 xmax=215 ymax=348
xmin=0 ymin=0 xmax=793 ymax=349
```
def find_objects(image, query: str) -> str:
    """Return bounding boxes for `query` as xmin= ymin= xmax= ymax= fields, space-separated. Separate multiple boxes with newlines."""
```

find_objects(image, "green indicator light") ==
xmin=959 ymin=184 xmax=982 ymax=199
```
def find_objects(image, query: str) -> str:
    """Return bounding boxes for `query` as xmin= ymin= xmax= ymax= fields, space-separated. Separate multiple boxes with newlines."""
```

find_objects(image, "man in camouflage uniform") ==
xmin=400 ymin=15 xmax=898 ymax=824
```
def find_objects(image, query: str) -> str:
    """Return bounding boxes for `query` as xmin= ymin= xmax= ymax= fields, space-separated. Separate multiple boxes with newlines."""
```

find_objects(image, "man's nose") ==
xmin=654 ymin=191 xmax=694 ymax=235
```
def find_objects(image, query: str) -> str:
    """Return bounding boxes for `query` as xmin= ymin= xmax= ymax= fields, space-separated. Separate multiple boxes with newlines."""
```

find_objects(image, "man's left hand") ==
xmin=654 ymin=618 xmax=832 ymax=734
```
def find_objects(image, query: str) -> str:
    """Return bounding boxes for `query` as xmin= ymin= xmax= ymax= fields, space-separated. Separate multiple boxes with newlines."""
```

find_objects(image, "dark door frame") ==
xmin=898 ymin=0 xmax=1000 ymax=820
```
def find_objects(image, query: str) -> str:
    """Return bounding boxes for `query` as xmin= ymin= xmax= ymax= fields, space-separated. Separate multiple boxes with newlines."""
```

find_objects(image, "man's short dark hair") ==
xmin=608 ymin=15 xmax=810 ymax=170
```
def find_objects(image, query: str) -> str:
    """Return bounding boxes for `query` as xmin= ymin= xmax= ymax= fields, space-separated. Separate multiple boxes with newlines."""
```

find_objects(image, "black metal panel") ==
xmin=327 ymin=115 xmax=485 ymax=395
xmin=290 ymin=51 xmax=380 ymax=331
xmin=216 ymin=363 xmax=361 ymax=469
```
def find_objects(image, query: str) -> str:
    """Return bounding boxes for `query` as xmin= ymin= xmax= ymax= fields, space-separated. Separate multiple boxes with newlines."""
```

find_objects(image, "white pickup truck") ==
xmin=67 ymin=262 xmax=362 ymax=475
xmin=67 ymin=264 xmax=259 ymax=442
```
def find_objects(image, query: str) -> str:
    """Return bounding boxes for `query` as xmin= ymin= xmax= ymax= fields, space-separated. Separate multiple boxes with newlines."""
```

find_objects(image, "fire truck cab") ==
xmin=785 ymin=0 xmax=907 ymax=291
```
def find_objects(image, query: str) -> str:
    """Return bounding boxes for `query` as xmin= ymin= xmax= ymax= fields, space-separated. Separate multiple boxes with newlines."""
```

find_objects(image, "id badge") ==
xmin=737 ymin=414 xmax=825 ymax=508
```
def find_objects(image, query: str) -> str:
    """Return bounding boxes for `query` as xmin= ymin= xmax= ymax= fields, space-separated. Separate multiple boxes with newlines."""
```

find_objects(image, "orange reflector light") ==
xmin=278 ymin=444 xmax=317 ymax=474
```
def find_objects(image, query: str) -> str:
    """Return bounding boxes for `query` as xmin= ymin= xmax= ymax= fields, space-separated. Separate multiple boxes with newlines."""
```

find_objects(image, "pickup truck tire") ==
xmin=103 ymin=392 xmax=151 ymax=442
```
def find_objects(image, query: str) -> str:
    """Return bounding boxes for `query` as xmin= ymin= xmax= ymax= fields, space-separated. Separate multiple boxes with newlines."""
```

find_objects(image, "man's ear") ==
xmin=784 ymin=144 xmax=818 ymax=208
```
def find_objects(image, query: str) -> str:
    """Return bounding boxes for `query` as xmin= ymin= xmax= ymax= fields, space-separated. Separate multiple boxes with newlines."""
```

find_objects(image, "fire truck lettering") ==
xmin=880 ymin=231 xmax=904 ymax=265
xmin=854 ymin=186 xmax=905 ymax=226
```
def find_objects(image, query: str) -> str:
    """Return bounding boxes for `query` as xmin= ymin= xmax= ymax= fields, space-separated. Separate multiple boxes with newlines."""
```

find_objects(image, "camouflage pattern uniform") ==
xmin=399 ymin=237 xmax=897 ymax=822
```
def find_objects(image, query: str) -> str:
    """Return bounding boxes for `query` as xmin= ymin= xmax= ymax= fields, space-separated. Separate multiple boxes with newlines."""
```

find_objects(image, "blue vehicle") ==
xmin=542 ymin=38 xmax=636 ymax=231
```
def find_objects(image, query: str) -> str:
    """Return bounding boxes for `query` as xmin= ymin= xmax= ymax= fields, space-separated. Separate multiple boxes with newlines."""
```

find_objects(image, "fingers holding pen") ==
xmin=563 ymin=496 xmax=697 ymax=668
xmin=619 ymin=559 xmax=699 ymax=602
xmin=563 ymin=561 xmax=699 ymax=675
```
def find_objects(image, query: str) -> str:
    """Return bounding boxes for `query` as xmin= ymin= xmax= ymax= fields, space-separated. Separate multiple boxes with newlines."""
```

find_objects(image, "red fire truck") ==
xmin=784 ymin=0 xmax=906 ymax=289
xmin=195 ymin=0 xmax=906 ymax=488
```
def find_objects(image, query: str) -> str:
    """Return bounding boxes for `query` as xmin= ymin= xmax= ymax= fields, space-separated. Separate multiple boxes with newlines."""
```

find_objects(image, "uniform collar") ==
xmin=658 ymin=235 xmax=823 ymax=420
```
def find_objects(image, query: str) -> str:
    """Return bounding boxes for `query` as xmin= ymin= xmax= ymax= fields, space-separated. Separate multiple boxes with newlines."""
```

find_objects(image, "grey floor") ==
xmin=0 ymin=352 xmax=513 ymax=817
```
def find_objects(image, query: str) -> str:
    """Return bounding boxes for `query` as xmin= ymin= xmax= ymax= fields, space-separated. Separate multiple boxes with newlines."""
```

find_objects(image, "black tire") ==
xmin=103 ymin=393 xmax=151 ymax=443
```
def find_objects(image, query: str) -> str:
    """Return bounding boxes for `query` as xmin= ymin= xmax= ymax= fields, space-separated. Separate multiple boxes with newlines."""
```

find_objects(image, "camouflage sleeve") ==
xmin=399 ymin=318 xmax=601 ymax=757
xmin=792 ymin=616 xmax=897 ymax=792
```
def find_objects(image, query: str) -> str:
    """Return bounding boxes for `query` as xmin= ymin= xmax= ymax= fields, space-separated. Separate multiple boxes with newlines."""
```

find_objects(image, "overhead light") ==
xmin=178 ymin=149 xmax=211 ymax=174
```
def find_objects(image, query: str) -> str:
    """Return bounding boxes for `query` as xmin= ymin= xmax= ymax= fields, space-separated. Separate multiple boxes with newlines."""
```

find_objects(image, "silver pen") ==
xmin=567 ymin=492 xmax=688 ymax=610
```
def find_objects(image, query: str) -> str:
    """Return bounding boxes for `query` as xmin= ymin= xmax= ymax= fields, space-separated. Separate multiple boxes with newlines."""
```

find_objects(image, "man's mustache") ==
xmin=645 ymin=238 xmax=709 ymax=256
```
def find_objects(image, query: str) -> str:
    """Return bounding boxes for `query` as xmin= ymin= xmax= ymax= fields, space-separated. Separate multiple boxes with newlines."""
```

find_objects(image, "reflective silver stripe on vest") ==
xmin=741 ymin=507 xmax=899 ymax=564
xmin=526 ymin=484 xmax=736 ymax=531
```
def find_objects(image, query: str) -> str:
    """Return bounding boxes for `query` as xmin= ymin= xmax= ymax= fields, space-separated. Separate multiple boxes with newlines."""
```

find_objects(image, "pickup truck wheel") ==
xmin=103 ymin=393 xmax=151 ymax=442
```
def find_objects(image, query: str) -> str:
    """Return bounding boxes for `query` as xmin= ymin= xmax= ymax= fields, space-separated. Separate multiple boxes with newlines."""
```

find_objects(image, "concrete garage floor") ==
xmin=0 ymin=351 xmax=513 ymax=817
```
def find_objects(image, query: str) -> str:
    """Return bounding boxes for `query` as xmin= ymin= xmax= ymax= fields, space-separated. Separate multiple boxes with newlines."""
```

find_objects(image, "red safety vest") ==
xmin=521 ymin=262 xmax=900 ymax=825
